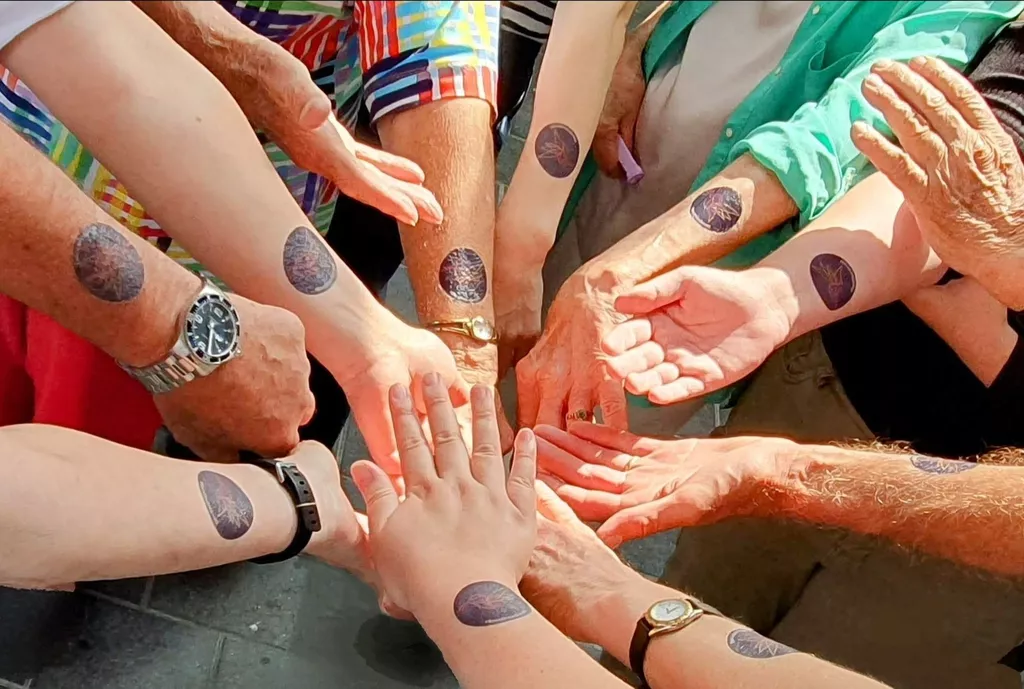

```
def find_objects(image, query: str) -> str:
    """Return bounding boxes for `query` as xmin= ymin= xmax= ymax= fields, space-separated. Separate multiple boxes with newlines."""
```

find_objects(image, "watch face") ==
xmin=469 ymin=317 xmax=495 ymax=341
xmin=185 ymin=293 xmax=240 ymax=365
xmin=649 ymin=599 xmax=690 ymax=624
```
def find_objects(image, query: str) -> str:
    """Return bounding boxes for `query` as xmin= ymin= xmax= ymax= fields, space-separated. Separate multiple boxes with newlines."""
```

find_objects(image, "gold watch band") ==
xmin=424 ymin=316 xmax=498 ymax=343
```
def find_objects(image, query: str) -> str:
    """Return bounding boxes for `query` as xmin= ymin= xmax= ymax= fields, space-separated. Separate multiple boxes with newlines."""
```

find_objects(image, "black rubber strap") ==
xmin=239 ymin=451 xmax=321 ymax=564
xmin=629 ymin=617 xmax=654 ymax=689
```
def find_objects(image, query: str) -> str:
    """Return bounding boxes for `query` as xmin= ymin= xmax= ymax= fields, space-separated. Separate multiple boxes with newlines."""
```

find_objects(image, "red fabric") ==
xmin=0 ymin=294 xmax=161 ymax=449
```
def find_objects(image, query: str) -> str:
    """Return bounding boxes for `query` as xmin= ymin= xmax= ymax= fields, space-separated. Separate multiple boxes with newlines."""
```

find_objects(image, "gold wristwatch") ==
xmin=424 ymin=316 xmax=498 ymax=344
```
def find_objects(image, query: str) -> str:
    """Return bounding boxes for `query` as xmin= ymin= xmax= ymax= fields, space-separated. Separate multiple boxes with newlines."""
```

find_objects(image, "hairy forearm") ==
xmin=0 ymin=425 xmax=294 ymax=589
xmin=753 ymin=172 xmax=944 ymax=345
xmin=377 ymin=99 xmax=497 ymax=374
xmin=498 ymin=1 xmax=634 ymax=262
xmin=4 ymin=1 xmax=393 ymax=379
xmin=0 ymin=122 xmax=197 ymax=366
xmin=586 ymin=155 xmax=798 ymax=289
xmin=584 ymin=573 xmax=888 ymax=689
xmin=769 ymin=444 xmax=1024 ymax=578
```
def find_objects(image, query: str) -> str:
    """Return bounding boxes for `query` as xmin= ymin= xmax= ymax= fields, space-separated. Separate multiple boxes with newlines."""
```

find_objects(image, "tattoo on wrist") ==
xmin=689 ymin=187 xmax=742 ymax=233
xmin=910 ymin=455 xmax=977 ymax=474
xmin=198 ymin=470 xmax=254 ymax=540
xmin=439 ymin=248 xmax=487 ymax=303
xmin=727 ymin=629 xmax=797 ymax=659
xmin=453 ymin=581 xmax=531 ymax=627
xmin=283 ymin=226 xmax=337 ymax=295
xmin=72 ymin=223 xmax=145 ymax=303
xmin=809 ymin=253 xmax=856 ymax=311
xmin=535 ymin=123 xmax=580 ymax=178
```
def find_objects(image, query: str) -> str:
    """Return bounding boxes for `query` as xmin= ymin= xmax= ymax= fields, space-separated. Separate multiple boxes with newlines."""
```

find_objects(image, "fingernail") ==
xmin=864 ymin=73 xmax=883 ymax=89
xmin=875 ymin=58 xmax=894 ymax=69
xmin=515 ymin=428 xmax=536 ymax=454
xmin=429 ymin=200 xmax=444 ymax=220
xmin=851 ymin=120 xmax=869 ymax=135
xmin=471 ymin=384 xmax=492 ymax=406
xmin=423 ymin=371 xmax=441 ymax=389
xmin=350 ymin=462 xmax=371 ymax=490
xmin=911 ymin=56 xmax=927 ymax=68
xmin=390 ymin=383 xmax=411 ymax=409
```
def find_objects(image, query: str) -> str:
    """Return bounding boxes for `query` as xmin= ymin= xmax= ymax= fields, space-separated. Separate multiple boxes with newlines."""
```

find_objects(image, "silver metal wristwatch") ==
xmin=120 ymin=279 xmax=242 ymax=395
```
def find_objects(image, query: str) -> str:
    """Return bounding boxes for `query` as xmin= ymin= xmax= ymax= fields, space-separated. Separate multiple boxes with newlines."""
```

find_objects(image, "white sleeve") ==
xmin=0 ymin=1 xmax=74 ymax=51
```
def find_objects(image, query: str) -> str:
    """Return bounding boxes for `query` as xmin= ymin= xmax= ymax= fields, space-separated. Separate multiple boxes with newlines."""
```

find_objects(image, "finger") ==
xmin=337 ymin=165 xmax=420 ymax=226
xmin=388 ymin=383 xmax=438 ymax=488
xmin=387 ymin=177 xmax=445 ymax=225
xmin=535 ymin=423 xmax=634 ymax=470
xmin=911 ymin=56 xmax=997 ymax=131
xmin=535 ymin=436 xmax=627 ymax=492
xmin=515 ymin=359 xmax=542 ymax=428
xmin=422 ymin=371 xmax=471 ymax=479
xmin=604 ymin=340 xmax=666 ymax=379
xmin=593 ymin=119 xmax=626 ymax=178
xmin=851 ymin=121 xmax=928 ymax=198
xmin=861 ymin=72 xmax=945 ymax=169
xmin=535 ymin=479 xmax=580 ymax=523
xmin=550 ymin=482 xmax=624 ymax=522
xmin=565 ymin=385 xmax=593 ymax=426
xmin=536 ymin=384 xmax=569 ymax=429
xmin=597 ymin=377 xmax=629 ymax=430
xmin=647 ymin=377 xmax=708 ymax=405
xmin=566 ymin=420 xmax=645 ymax=455
xmin=597 ymin=495 xmax=695 ymax=548
xmin=625 ymin=362 xmax=680 ymax=396
xmin=352 ymin=142 xmax=427 ymax=183
xmin=871 ymin=59 xmax=968 ymax=141
xmin=350 ymin=460 xmax=400 ymax=533
xmin=602 ymin=318 xmax=653 ymax=357
xmin=508 ymin=428 xmax=538 ymax=515
xmin=613 ymin=270 xmax=690 ymax=314
xmin=470 ymin=385 xmax=506 ymax=488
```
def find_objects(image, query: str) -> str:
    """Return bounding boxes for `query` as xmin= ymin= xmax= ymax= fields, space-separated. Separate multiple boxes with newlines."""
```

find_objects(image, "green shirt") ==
xmin=560 ymin=0 xmax=1024 ymax=270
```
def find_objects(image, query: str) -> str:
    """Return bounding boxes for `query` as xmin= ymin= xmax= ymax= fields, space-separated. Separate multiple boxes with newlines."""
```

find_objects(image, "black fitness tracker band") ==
xmin=239 ymin=451 xmax=321 ymax=564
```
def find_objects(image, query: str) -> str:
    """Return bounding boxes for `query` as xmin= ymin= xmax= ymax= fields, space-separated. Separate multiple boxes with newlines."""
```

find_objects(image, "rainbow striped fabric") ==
xmin=0 ymin=0 xmax=499 ymax=280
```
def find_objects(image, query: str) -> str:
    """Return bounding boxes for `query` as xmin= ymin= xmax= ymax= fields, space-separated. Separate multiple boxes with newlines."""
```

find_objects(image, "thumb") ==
xmin=351 ymin=460 xmax=400 ymax=533
xmin=614 ymin=269 xmax=692 ymax=315
xmin=535 ymin=480 xmax=581 ymax=525
xmin=596 ymin=496 xmax=682 ymax=548
xmin=294 ymin=81 xmax=333 ymax=131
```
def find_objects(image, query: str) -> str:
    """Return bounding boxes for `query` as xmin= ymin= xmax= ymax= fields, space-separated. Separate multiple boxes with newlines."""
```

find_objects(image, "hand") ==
xmin=534 ymin=423 xmax=794 ymax=547
xmin=154 ymin=295 xmax=315 ymax=462
xmin=601 ymin=265 xmax=795 ymax=404
xmin=236 ymin=39 xmax=444 ymax=227
xmin=592 ymin=27 xmax=647 ymax=179
xmin=515 ymin=269 xmax=629 ymax=430
xmin=335 ymin=316 xmax=472 ymax=474
xmin=494 ymin=258 xmax=544 ymax=377
xmin=350 ymin=377 xmax=538 ymax=617
xmin=520 ymin=481 xmax=644 ymax=645
xmin=441 ymin=339 xmax=515 ymax=454
xmin=852 ymin=56 xmax=1024 ymax=307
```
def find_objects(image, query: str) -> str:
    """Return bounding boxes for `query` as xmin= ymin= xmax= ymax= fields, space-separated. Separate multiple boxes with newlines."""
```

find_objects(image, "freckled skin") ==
xmin=689 ymin=187 xmax=742 ymax=233
xmin=535 ymin=123 xmax=580 ymax=179
xmin=283 ymin=226 xmax=337 ymax=295
xmin=439 ymin=248 xmax=487 ymax=303
xmin=809 ymin=253 xmax=856 ymax=311
xmin=453 ymin=581 xmax=531 ymax=627
xmin=910 ymin=455 xmax=977 ymax=474
xmin=72 ymin=223 xmax=145 ymax=303
xmin=197 ymin=471 xmax=254 ymax=540
xmin=727 ymin=629 xmax=798 ymax=659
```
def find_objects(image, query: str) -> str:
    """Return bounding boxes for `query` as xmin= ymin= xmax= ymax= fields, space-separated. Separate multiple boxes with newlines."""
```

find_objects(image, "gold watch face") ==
xmin=647 ymin=599 xmax=694 ymax=626
xmin=469 ymin=316 xmax=496 ymax=342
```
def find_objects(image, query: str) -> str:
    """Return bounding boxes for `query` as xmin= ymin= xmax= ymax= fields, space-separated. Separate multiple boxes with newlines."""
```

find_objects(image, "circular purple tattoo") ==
xmin=809 ymin=253 xmax=857 ymax=311
xmin=910 ymin=455 xmax=977 ymax=474
xmin=727 ymin=629 xmax=798 ymax=659
xmin=283 ymin=226 xmax=337 ymax=295
xmin=197 ymin=471 xmax=254 ymax=540
xmin=72 ymin=223 xmax=145 ymax=303
xmin=439 ymin=247 xmax=487 ymax=303
xmin=453 ymin=581 xmax=531 ymax=627
xmin=689 ymin=187 xmax=743 ymax=233
xmin=534 ymin=123 xmax=580 ymax=178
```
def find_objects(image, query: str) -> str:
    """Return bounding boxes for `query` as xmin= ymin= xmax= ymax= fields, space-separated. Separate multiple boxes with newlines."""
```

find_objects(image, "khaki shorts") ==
xmin=664 ymin=332 xmax=1024 ymax=689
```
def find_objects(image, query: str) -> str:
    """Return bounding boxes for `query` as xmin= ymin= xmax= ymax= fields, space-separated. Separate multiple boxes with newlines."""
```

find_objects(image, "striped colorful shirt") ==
xmin=0 ymin=0 xmax=499 ymax=281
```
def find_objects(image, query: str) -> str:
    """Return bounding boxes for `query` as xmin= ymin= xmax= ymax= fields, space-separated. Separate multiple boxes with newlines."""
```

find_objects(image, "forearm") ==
xmin=377 ymin=99 xmax=497 ymax=373
xmin=586 ymin=154 xmax=798 ymax=289
xmin=753 ymin=172 xmax=944 ymax=345
xmin=414 ymin=574 xmax=628 ymax=689
xmin=0 ymin=121 xmax=197 ymax=367
xmin=497 ymin=1 xmax=634 ymax=263
xmin=4 ymin=1 xmax=392 ymax=378
xmin=768 ymin=444 xmax=1024 ymax=578
xmin=0 ymin=425 xmax=294 ymax=589
xmin=585 ymin=574 xmax=888 ymax=689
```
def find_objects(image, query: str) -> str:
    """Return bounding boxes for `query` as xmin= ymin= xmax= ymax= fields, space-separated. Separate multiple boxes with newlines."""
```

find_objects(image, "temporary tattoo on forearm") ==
xmin=535 ymin=123 xmax=580 ymax=178
xmin=453 ymin=581 xmax=531 ymax=627
xmin=72 ymin=223 xmax=145 ymax=303
xmin=689 ymin=187 xmax=742 ymax=233
xmin=283 ymin=226 xmax=337 ymax=295
xmin=809 ymin=253 xmax=856 ymax=311
xmin=727 ymin=629 xmax=798 ymax=659
xmin=439 ymin=248 xmax=487 ymax=303
xmin=198 ymin=470 xmax=254 ymax=540
xmin=910 ymin=455 xmax=977 ymax=474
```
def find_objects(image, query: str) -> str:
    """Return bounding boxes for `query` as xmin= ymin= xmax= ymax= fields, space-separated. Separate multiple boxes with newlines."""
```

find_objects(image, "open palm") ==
xmin=601 ymin=266 xmax=793 ymax=404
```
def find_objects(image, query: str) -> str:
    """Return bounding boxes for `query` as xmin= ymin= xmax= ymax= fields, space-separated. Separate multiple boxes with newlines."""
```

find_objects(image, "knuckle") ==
xmin=432 ymin=429 xmax=463 ymax=447
xmin=398 ymin=433 xmax=428 ymax=454
xmin=473 ymin=442 xmax=502 ymax=458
